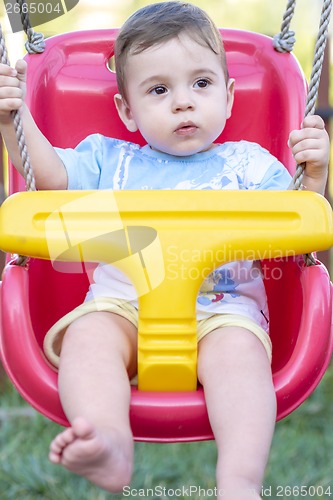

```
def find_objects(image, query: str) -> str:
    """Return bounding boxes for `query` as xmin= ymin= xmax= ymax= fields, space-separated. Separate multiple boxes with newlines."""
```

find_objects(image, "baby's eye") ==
xmin=150 ymin=85 xmax=168 ymax=95
xmin=194 ymin=79 xmax=210 ymax=89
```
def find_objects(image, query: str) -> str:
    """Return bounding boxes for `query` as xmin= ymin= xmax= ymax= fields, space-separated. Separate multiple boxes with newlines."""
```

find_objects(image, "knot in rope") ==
xmin=273 ymin=0 xmax=297 ymax=53
xmin=272 ymin=30 xmax=296 ymax=53
xmin=25 ymin=28 xmax=45 ymax=54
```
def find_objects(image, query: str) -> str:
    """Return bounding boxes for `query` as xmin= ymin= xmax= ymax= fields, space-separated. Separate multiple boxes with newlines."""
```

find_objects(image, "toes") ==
xmin=54 ymin=427 xmax=76 ymax=449
xmin=49 ymin=449 xmax=62 ymax=464
xmin=48 ymin=418 xmax=97 ymax=466
xmin=49 ymin=427 xmax=76 ymax=462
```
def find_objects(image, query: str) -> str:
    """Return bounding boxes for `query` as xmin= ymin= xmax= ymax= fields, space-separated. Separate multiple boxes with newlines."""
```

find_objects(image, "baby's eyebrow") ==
xmin=192 ymin=68 xmax=218 ymax=75
xmin=138 ymin=75 xmax=167 ymax=88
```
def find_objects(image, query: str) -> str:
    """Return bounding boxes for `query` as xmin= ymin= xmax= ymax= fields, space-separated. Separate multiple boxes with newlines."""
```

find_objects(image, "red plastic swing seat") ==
xmin=0 ymin=29 xmax=332 ymax=442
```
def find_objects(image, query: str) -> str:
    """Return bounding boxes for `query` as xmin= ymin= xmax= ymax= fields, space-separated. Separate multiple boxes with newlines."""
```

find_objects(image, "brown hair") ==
xmin=114 ymin=1 xmax=229 ymax=100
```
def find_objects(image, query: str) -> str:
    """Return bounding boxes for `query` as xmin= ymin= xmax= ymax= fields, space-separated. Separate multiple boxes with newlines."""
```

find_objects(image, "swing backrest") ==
xmin=4 ymin=29 xmax=332 ymax=440
xmin=11 ymin=28 xmax=307 ymax=365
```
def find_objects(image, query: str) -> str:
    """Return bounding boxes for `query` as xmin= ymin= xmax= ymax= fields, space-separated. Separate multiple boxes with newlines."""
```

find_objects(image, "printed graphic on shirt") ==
xmin=198 ymin=269 xmax=240 ymax=306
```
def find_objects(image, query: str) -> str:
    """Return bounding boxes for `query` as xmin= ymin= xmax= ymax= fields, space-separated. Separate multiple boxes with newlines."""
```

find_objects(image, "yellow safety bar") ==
xmin=0 ymin=190 xmax=332 ymax=391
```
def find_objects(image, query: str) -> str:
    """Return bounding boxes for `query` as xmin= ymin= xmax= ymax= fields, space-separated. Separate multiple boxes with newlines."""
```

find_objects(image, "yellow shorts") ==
xmin=43 ymin=298 xmax=272 ymax=369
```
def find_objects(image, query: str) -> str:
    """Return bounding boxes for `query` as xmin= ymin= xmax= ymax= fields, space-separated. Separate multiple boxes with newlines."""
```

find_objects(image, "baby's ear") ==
xmin=226 ymin=79 xmax=235 ymax=119
xmin=114 ymin=94 xmax=138 ymax=132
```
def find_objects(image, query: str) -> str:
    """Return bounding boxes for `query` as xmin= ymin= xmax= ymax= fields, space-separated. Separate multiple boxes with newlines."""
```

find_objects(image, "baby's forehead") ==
xmin=125 ymin=38 xmax=222 ymax=78
xmin=127 ymin=34 xmax=222 ymax=66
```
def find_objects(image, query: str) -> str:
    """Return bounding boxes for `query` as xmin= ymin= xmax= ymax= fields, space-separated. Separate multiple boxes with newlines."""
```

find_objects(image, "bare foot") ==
xmin=49 ymin=417 xmax=133 ymax=492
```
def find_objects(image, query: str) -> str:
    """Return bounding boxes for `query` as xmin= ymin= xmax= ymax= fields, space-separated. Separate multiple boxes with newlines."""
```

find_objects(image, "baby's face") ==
xmin=116 ymin=34 xmax=234 ymax=157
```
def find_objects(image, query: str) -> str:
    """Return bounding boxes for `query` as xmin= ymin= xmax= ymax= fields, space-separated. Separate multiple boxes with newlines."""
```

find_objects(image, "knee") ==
xmin=200 ymin=326 xmax=265 ymax=356
xmin=197 ymin=327 xmax=271 ymax=382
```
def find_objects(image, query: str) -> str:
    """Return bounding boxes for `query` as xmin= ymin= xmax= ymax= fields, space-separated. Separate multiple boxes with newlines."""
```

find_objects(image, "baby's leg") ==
xmin=198 ymin=327 xmax=276 ymax=499
xmin=49 ymin=311 xmax=137 ymax=492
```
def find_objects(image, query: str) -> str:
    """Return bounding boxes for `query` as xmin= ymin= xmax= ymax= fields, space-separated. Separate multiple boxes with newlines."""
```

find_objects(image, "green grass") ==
xmin=0 ymin=367 xmax=333 ymax=499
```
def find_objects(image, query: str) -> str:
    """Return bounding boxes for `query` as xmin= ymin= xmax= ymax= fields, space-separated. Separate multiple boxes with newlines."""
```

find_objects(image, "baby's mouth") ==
xmin=175 ymin=122 xmax=198 ymax=136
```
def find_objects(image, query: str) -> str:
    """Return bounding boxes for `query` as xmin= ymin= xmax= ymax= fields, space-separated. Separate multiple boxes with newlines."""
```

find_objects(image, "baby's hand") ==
xmin=288 ymin=115 xmax=329 ymax=182
xmin=0 ymin=59 xmax=27 ymax=123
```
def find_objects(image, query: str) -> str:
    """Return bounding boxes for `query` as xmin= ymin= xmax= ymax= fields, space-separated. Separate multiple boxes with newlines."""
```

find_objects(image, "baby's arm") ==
xmin=288 ymin=115 xmax=329 ymax=195
xmin=0 ymin=60 xmax=67 ymax=190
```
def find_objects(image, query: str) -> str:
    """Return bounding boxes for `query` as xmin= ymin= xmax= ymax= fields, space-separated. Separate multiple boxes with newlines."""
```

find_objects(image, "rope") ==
xmin=273 ymin=0 xmax=332 ymax=266
xmin=291 ymin=0 xmax=332 ymax=190
xmin=16 ymin=0 xmax=46 ymax=54
xmin=0 ymin=2 xmax=45 ymax=265
xmin=0 ymin=26 xmax=36 ymax=192
xmin=0 ymin=24 xmax=32 ymax=266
